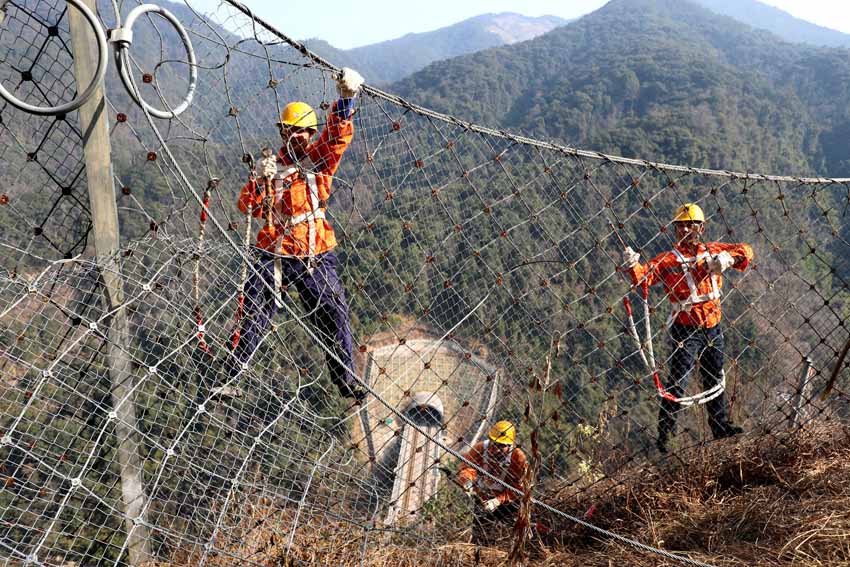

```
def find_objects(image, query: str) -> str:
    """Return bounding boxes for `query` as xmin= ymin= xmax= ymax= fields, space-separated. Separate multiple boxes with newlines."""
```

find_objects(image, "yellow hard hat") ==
xmin=672 ymin=203 xmax=705 ymax=223
xmin=277 ymin=101 xmax=317 ymax=131
xmin=488 ymin=420 xmax=516 ymax=445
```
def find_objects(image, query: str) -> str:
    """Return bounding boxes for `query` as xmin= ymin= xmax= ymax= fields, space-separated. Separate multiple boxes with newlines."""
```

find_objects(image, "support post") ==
xmin=790 ymin=356 xmax=814 ymax=429
xmin=69 ymin=3 xmax=153 ymax=563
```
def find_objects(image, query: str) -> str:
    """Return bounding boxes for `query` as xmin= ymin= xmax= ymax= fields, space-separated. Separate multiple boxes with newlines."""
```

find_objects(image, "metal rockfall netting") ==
xmin=0 ymin=1 xmax=848 ymax=565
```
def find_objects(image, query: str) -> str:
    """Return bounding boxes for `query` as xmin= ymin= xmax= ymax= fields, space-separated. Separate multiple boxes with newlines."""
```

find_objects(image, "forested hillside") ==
xmin=392 ymin=0 xmax=850 ymax=178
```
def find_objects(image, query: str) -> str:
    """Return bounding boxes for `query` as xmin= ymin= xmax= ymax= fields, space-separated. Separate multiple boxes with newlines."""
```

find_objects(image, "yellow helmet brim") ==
xmin=488 ymin=420 xmax=516 ymax=445
xmin=278 ymin=101 xmax=318 ymax=131
xmin=672 ymin=203 xmax=705 ymax=223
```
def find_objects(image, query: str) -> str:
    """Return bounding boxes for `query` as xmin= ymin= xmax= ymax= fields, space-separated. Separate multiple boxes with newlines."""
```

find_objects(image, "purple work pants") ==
xmin=230 ymin=250 xmax=360 ymax=399
xmin=659 ymin=323 xmax=730 ymax=441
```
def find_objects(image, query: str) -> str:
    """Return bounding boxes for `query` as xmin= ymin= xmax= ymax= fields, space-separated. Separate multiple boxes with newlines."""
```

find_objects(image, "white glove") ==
xmin=622 ymin=246 xmax=640 ymax=268
xmin=463 ymin=481 xmax=474 ymax=497
xmin=336 ymin=67 xmax=364 ymax=98
xmin=484 ymin=498 xmax=501 ymax=512
xmin=258 ymin=151 xmax=277 ymax=180
xmin=708 ymin=251 xmax=734 ymax=273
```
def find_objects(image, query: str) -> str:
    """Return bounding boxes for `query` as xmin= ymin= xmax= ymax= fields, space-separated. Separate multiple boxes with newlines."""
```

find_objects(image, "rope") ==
xmin=222 ymin=0 xmax=849 ymax=184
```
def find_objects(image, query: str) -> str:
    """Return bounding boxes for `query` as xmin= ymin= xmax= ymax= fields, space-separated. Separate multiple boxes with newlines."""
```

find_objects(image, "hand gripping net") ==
xmin=0 ymin=1 xmax=848 ymax=566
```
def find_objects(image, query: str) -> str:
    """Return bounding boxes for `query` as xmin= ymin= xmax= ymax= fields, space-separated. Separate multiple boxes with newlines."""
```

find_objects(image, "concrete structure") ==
xmin=352 ymin=334 xmax=500 ymax=525
xmin=383 ymin=393 xmax=446 ymax=526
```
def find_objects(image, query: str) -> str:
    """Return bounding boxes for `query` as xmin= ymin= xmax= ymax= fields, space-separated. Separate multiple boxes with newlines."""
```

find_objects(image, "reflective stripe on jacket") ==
xmin=628 ymin=242 xmax=754 ymax=328
xmin=457 ymin=440 xmax=528 ymax=504
xmin=238 ymin=100 xmax=354 ymax=257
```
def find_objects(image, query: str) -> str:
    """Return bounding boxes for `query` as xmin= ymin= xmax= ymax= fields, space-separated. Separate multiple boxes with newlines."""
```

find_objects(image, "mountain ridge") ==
xmin=388 ymin=0 xmax=850 ymax=177
xmin=306 ymin=12 xmax=568 ymax=85
xmin=694 ymin=0 xmax=850 ymax=48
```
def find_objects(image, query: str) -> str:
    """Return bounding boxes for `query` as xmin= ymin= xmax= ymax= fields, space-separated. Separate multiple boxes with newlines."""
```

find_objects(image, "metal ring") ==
xmin=0 ymin=0 xmax=108 ymax=116
xmin=114 ymin=3 xmax=197 ymax=119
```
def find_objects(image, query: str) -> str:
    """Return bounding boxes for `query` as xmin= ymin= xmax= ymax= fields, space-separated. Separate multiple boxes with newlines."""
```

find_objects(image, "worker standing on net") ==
xmin=622 ymin=203 xmax=753 ymax=453
xmin=458 ymin=421 xmax=528 ymax=545
xmin=224 ymin=67 xmax=366 ymax=403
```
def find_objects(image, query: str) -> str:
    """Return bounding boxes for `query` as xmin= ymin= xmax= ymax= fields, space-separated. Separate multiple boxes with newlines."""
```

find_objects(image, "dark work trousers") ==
xmin=471 ymin=499 xmax=519 ymax=545
xmin=229 ymin=250 xmax=360 ymax=399
xmin=658 ymin=323 xmax=731 ymax=441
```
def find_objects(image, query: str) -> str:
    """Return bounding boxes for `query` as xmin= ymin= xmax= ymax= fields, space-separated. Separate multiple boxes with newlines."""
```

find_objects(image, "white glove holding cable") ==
xmin=483 ymin=498 xmax=501 ymax=512
xmin=336 ymin=67 xmax=364 ymax=98
xmin=258 ymin=149 xmax=278 ymax=179
xmin=708 ymin=251 xmax=735 ymax=273
xmin=621 ymin=246 xmax=640 ymax=269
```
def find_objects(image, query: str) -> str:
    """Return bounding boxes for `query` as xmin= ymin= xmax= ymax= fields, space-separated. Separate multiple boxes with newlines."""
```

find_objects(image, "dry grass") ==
xmin=539 ymin=422 xmax=850 ymax=566
xmin=151 ymin=423 xmax=850 ymax=566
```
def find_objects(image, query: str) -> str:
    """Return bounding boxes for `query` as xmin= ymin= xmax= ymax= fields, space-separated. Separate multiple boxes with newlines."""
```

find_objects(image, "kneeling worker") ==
xmin=458 ymin=420 xmax=528 ymax=545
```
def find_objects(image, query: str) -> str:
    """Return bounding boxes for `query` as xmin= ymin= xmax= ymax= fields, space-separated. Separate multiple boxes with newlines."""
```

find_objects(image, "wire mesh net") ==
xmin=0 ymin=1 xmax=849 ymax=565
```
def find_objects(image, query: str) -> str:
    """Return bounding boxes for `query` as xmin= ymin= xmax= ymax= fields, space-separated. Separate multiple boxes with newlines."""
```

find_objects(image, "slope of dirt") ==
xmin=151 ymin=423 xmax=850 ymax=566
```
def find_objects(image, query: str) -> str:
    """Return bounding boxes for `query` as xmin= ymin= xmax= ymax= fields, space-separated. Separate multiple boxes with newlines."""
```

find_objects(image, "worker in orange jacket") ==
xmin=623 ymin=203 xmax=754 ymax=453
xmin=227 ymin=68 xmax=366 ymax=403
xmin=458 ymin=421 xmax=528 ymax=544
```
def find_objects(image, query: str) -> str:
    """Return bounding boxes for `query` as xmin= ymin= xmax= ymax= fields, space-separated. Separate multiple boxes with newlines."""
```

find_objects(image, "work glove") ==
xmin=708 ymin=251 xmax=734 ymax=273
xmin=462 ymin=481 xmax=474 ymax=497
xmin=258 ymin=149 xmax=278 ymax=180
xmin=621 ymin=246 xmax=640 ymax=269
xmin=484 ymin=498 xmax=501 ymax=512
xmin=336 ymin=67 xmax=364 ymax=98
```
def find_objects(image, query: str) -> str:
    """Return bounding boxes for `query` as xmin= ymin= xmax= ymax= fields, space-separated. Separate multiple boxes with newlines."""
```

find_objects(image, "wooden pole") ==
xmin=790 ymin=357 xmax=814 ymax=429
xmin=68 ymin=3 xmax=153 ymax=563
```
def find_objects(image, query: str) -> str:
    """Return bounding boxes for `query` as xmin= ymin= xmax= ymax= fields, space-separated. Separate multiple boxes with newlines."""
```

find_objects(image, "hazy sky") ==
xmin=191 ymin=0 xmax=850 ymax=49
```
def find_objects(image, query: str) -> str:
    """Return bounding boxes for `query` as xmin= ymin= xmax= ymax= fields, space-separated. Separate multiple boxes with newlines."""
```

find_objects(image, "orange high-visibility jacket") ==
xmin=238 ymin=102 xmax=354 ymax=257
xmin=458 ymin=441 xmax=528 ymax=504
xmin=628 ymin=242 xmax=754 ymax=328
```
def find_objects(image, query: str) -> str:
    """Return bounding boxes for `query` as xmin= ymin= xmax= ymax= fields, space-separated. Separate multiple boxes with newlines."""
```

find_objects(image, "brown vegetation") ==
xmin=152 ymin=423 xmax=850 ymax=566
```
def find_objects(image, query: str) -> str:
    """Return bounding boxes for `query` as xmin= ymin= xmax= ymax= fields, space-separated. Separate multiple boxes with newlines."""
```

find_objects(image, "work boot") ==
xmin=655 ymin=432 xmax=668 ymax=454
xmin=341 ymin=383 xmax=367 ymax=404
xmin=337 ymin=386 xmax=367 ymax=415
xmin=715 ymin=423 xmax=743 ymax=439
